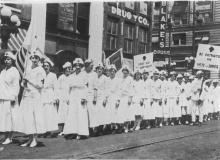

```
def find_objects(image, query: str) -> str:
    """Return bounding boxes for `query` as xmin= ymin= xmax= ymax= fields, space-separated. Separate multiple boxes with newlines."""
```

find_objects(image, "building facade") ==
xmin=89 ymin=2 xmax=152 ymax=66
xmin=152 ymin=1 xmax=220 ymax=77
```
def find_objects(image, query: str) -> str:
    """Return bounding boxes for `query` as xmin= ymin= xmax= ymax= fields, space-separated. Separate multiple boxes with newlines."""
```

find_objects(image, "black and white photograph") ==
xmin=0 ymin=0 xmax=220 ymax=159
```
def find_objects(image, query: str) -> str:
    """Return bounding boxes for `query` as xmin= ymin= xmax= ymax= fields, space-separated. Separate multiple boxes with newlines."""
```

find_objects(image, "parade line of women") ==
xmin=0 ymin=50 xmax=220 ymax=147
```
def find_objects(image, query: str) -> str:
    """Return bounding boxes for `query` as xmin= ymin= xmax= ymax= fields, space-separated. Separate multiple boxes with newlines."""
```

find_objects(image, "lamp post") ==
xmin=0 ymin=5 xmax=21 ymax=49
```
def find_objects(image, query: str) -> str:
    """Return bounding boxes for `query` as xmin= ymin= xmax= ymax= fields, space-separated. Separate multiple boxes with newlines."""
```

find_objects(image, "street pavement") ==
xmin=0 ymin=120 xmax=220 ymax=159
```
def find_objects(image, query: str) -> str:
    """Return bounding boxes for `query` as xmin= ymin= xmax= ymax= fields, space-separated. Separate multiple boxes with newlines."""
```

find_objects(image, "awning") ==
xmin=152 ymin=37 xmax=159 ymax=43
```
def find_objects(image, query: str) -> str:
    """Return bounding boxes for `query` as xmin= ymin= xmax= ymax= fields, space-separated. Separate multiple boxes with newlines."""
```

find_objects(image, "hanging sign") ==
xmin=159 ymin=2 xmax=167 ymax=49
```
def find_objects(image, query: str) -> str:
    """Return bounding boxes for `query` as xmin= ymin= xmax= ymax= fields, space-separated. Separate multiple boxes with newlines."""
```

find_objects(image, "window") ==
xmin=124 ymin=23 xmax=134 ymax=54
xmin=106 ymin=17 xmax=119 ymax=50
xmin=173 ymin=14 xmax=188 ymax=26
xmin=195 ymin=1 xmax=213 ymax=24
xmin=172 ymin=33 xmax=186 ymax=45
xmin=195 ymin=32 xmax=210 ymax=44
xmin=140 ymin=2 xmax=148 ymax=15
xmin=138 ymin=27 xmax=148 ymax=54
xmin=124 ymin=2 xmax=135 ymax=10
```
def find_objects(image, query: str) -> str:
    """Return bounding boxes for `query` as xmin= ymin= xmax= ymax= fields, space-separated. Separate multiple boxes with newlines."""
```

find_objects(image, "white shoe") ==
xmin=159 ymin=123 xmax=163 ymax=127
xmin=124 ymin=129 xmax=129 ymax=133
xmin=58 ymin=132 xmax=64 ymax=136
xmin=171 ymin=122 xmax=174 ymax=126
xmin=76 ymin=135 xmax=81 ymax=140
xmin=185 ymin=121 xmax=189 ymax=125
xmin=2 ymin=138 xmax=12 ymax=145
xmin=147 ymin=126 xmax=151 ymax=129
xmin=135 ymin=126 xmax=140 ymax=131
xmin=29 ymin=139 xmax=37 ymax=148
xmin=20 ymin=142 xmax=29 ymax=147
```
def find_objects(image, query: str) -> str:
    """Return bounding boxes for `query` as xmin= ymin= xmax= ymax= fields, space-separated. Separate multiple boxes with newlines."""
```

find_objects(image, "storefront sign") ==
xmin=111 ymin=6 xmax=148 ymax=26
xmin=159 ymin=2 xmax=167 ymax=49
xmin=134 ymin=52 xmax=154 ymax=71
xmin=194 ymin=44 xmax=220 ymax=72
xmin=57 ymin=3 xmax=75 ymax=31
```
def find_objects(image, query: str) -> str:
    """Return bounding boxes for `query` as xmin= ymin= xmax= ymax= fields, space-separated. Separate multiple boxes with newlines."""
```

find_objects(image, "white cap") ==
xmin=141 ymin=68 xmax=149 ymax=74
xmin=212 ymin=79 xmax=218 ymax=83
xmin=109 ymin=64 xmax=117 ymax=71
xmin=184 ymin=72 xmax=190 ymax=77
xmin=62 ymin=62 xmax=72 ymax=69
xmin=170 ymin=71 xmax=176 ymax=75
xmin=189 ymin=75 xmax=194 ymax=80
xmin=84 ymin=59 xmax=93 ymax=64
xmin=122 ymin=65 xmax=130 ymax=73
xmin=73 ymin=58 xmax=84 ymax=65
xmin=4 ymin=51 xmax=16 ymax=60
xmin=176 ymin=74 xmax=183 ymax=78
xmin=30 ymin=49 xmax=42 ymax=59
xmin=196 ymin=70 xmax=203 ymax=75
xmin=95 ymin=62 xmax=104 ymax=69
xmin=44 ymin=58 xmax=54 ymax=67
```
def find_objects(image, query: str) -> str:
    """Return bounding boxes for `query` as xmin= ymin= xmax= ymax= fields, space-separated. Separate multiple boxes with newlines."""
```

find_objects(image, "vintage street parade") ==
xmin=0 ymin=1 xmax=220 ymax=159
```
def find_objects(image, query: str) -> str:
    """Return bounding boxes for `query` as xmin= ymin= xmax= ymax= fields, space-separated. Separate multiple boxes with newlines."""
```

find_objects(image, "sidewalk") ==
xmin=0 ymin=120 xmax=219 ymax=159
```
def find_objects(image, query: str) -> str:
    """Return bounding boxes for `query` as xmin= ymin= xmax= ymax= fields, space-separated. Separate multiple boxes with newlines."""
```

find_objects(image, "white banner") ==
xmin=133 ymin=52 xmax=154 ymax=72
xmin=194 ymin=44 xmax=220 ymax=71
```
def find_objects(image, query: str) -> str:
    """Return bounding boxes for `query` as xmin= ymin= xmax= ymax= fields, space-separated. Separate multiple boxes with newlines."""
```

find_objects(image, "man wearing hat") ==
xmin=57 ymin=62 xmax=72 ymax=136
xmin=63 ymin=58 xmax=89 ymax=140
xmin=41 ymin=58 xmax=59 ymax=138
xmin=190 ymin=70 xmax=204 ymax=126
xmin=0 ymin=51 xmax=20 ymax=145
xmin=19 ymin=50 xmax=47 ymax=147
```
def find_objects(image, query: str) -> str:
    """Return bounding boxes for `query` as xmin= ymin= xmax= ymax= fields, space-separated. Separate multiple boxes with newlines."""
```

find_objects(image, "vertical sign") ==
xmin=159 ymin=2 xmax=167 ymax=49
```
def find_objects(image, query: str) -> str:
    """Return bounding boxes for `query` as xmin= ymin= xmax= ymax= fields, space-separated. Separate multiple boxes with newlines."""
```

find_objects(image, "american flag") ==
xmin=8 ymin=28 xmax=29 ymax=75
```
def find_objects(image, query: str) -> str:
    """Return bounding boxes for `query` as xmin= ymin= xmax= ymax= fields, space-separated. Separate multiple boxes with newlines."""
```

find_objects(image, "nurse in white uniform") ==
xmin=20 ymin=50 xmax=46 ymax=147
xmin=117 ymin=66 xmax=133 ymax=133
xmin=42 ymin=58 xmax=58 ymax=136
xmin=63 ymin=58 xmax=89 ymax=140
xmin=57 ymin=62 xmax=72 ymax=135
xmin=132 ymin=70 xmax=145 ymax=131
xmin=0 ymin=51 xmax=20 ymax=145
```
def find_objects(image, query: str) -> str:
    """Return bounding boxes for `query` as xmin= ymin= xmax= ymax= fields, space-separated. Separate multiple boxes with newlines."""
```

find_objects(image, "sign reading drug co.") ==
xmin=111 ymin=6 xmax=149 ymax=26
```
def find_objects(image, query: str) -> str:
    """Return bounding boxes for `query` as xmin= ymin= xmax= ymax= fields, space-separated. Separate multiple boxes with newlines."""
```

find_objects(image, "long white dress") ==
xmin=92 ymin=74 xmax=108 ymax=126
xmin=42 ymin=72 xmax=58 ymax=132
xmin=63 ymin=71 xmax=89 ymax=136
xmin=166 ymin=80 xmax=180 ymax=118
xmin=161 ymin=79 xmax=168 ymax=118
xmin=150 ymin=79 xmax=163 ymax=118
xmin=56 ymin=74 xmax=70 ymax=124
xmin=132 ymin=79 xmax=145 ymax=117
xmin=84 ymin=71 xmax=98 ymax=128
xmin=117 ymin=76 xmax=133 ymax=123
xmin=143 ymin=78 xmax=153 ymax=120
xmin=19 ymin=66 xmax=46 ymax=134
xmin=0 ymin=67 xmax=20 ymax=132
xmin=105 ymin=76 xmax=120 ymax=124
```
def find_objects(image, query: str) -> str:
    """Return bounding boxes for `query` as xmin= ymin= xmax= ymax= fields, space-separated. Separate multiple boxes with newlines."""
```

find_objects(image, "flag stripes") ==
xmin=7 ymin=28 xmax=27 ymax=51
xmin=15 ymin=47 xmax=29 ymax=75
xmin=7 ymin=28 xmax=28 ymax=75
